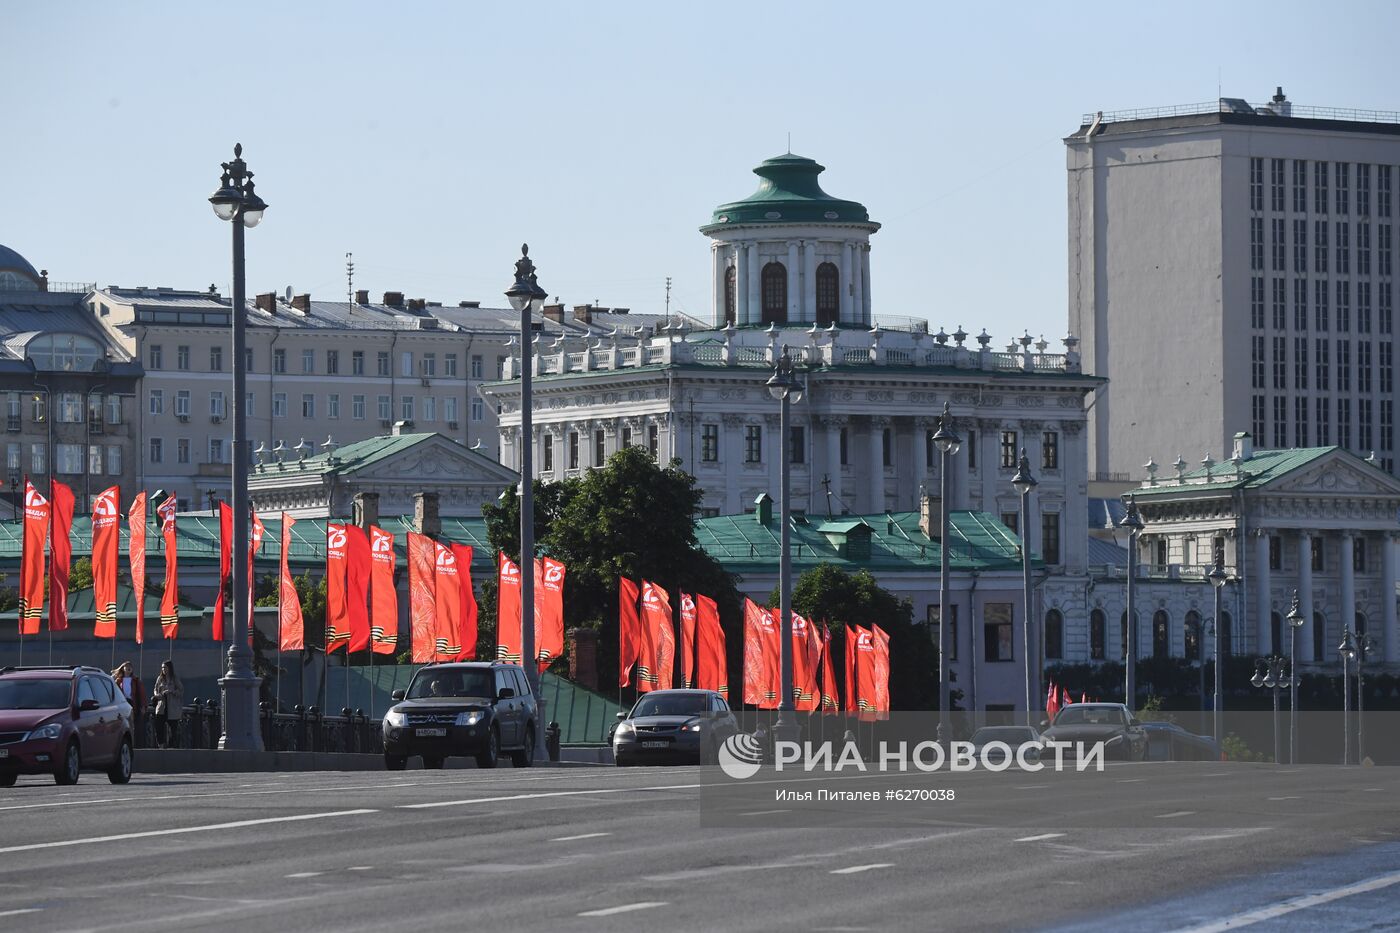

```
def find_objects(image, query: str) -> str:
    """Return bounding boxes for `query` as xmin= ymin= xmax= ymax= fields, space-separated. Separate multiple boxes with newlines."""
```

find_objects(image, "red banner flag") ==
xmin=369 ymin=526 xmax=397 ymax=655
xmin=433 ymin=541 xmax=463 ymax=659
xmin=843 ymin=625 xmax=858 ymax=713
xmin=345 ymin=525 xmax=372 ymax=653
xmin=91 ymin=486 xmax=120 ymax=639
xmin=19 ymin=481 xmax=49 ymax=635
xmin=407 ymin=532 xmax=437 ymax=663
xmin=1046 ymin=679 xmax=1060 ymax=721
xmin=693 ymin=593 xmax=726 ymax=699
xmin=743 ymin=598 xmax=779 ymax=708
xmin=249 ymin=511 xmax=266 ymax=621
xmin=819 ymin=624 xmax=840 ymax=713
xmin=212 ymin=502 xmax=232 ymax=640
xmin=871 ymin=624 xmax=891 ymax=715
xmin=324 ymin=523 xmax=349 ymax=654
xmin=534 ymin=556 xmax=565 ymax=672
xmin=854 ymin=625 xmax=878 ymax=715
xmin=679 ymin=593 xmax=698 ymax=688
xmin=278 ymin=514 xmax=304 ymax=651
xmin=1061 ymin=685 xmax=1072 ymax=711
xmin=452 ymin=544 xmax=477 ymax=661
xmin=618 ymin=577 xmax=641 ymax=688
xmin=638 ymin=581 xmax=674 ymax=693
xmin=158 ymin=496 xmax=179 ymax=639
xmin=47 ymin=480 xmax=74 ymax=633
xmin=494 ymin=552 xmax=522 ymax=663
xmin=791 ymin=612 xmax=821 ymax=711
xmin=128 ymin=492 xmax=147 ymax=646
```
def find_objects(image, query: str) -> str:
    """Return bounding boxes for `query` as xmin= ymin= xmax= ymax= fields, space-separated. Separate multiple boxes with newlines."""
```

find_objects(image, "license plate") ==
xmin=416 ymin=727 xmax=446 ymax=737
xmin=641 ymin=741 xmax=668 ymax=748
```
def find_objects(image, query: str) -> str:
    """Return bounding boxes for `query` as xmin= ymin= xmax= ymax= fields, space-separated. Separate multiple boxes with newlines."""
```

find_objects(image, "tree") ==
xmin=68 ymin=557 xmax=94 ymax=591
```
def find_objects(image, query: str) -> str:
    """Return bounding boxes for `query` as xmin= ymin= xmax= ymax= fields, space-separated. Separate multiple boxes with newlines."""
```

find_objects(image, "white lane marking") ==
xmin=738 ymin=809 xmax=791 ymax=816
xmin=1156 ymin=811 xmax=1196 ymax=818
xmin=578 ymin=902 xmax=669 ymax=917
xmin=830 ymin=863 xmax=894 ymax=875
xmin=1115 ymin=778 xmax=1145 ymax=784
xmin=1172 ymin=868 xmax=1400 ymax=933
xmin=1015 ymin=833 xmax=1066 ymax=842
xmin=550 ymin=832 xmax=611 ymax=842
xmin=0 ymin=809 xmax=377 ymax=855
xmin=0 ymin=909 xmax=43 ymax=919
xmin=400 ymin=782 xmax=704 ymax=810
xmin=1267 ymin=796 xmax=1301 ymax=801
xmin=346 ymin=866 xmax=374 ymax=871
xmin=1015 ymin=784 xmax=1050 ymax=790
xmin=285 ymin=871 xmax=324 ymax=878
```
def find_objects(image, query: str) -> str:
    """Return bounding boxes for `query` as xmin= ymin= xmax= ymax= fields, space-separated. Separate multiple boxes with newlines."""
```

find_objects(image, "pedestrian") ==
xmin=112 ymin=661 xmax=146 ymax=744
xmin=151 ymin=659 xmax=184 ymax=748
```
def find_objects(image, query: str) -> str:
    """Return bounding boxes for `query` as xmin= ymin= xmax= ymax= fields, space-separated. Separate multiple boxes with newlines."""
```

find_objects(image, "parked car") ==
xmin=613 ymin=689 xmax=738 ymax=766
xmin=0 ymin=666 xmax=134 ymax=786
xmin=381 ymin=662 xmax=538 ymax=770
xmin=1039 ymin=702 xmax=1147 ymax=761
xmin=968 ymin=725 xmax=1042 ymax=762
xmin=1140 ymin=721 xmax=1223 ymax=761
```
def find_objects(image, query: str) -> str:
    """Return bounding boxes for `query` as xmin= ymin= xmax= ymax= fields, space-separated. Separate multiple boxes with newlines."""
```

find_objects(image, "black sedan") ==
xmin=613 ymin=689 xmax=738 ymax=766
xmin=1039 ymin=703 xmax=1147 ymax=761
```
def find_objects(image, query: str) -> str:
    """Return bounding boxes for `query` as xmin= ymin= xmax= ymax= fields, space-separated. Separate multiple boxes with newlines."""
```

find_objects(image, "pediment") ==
xmin=349 ymin=436 xmax=518 ymax=486
xmin=1268 ymin=454 xmax=1400 ymax=498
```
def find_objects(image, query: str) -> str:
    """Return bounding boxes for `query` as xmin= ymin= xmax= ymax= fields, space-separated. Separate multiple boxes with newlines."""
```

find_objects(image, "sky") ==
xmin=6 ymin=1 xmax=1400 ymax=344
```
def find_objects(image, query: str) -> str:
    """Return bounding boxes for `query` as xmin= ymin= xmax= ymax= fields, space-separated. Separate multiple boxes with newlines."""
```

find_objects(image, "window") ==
xmin=301 ymin=394 xmax=315 ymax=418
xmin=839 ymin=427 xmax=848 ymax=465
xmin=1311 ymin=537 xmax=1325 ymax=572
xmin=326 ymin=350 xmax=339 ymax=375
xmin=377 ymin=395 xmax=390 ymax=421
xmin=1251 ymin=337 xmax=1266 ymax=388
xmin=1271 ymin=218 xmax=1285 ymax=271
xmin=5 ymin=443 xmax=16 ymax=471
xmin=445 ymin=354 xmax=458 ymax=377
xmin=594 ymin=429 xmax=605 ymax=467
xmin=648 ymin=424 xmax=659 ymax=457
xmin=175 ymin=391 xmax=190 ymax=418
xmin=1250 ymin=277 xmax=1264 ymax=329
xmin=244 ymin=348 xmax=253 ymax=371
xmin=1360 ymin=341 xmax=1374 ymax=393
xmin=1317 ymin=397 xmax=1330 ymax=445
xmin=1294 ymin=337 xmax=1308 ymax=389
xmin=1250 ymin=217 xmax=1264 ymax=270
xmin=1152 ymin=610 xmax=1170 ymax=659
xmin=1383 ymin=399 xmax=1394 ymax=453
xmin=105 ymin=394 xmax=121 ymax=425
xmin=400 ymin=396 xmax=414 ymax=421
xmin=272 ymin=393 xmax=286 ymax=418
xmin=1359 ymin=163 xmax=1371 ymax=215
xmin=1354 ymin=537 xmax=1367 ymax=573
xmin=1340 ymin=397 xmax=1352 ymax=449
xmin=55 ymin=443 xmax=82 ymax=474
xmin=1296 ymin=396 xmax=1308 ymax=446
xmin=421 ymin=396 xmax=435 ymax=422
xmin=376 ymin=352 xmax=390 ymax=377
xmin=400 ymin=352 xmax=413 ymax=377
xmin=1360 ymin=282 xmax=1372 ymax=333
xmin=881 ymin=427 xmax=891 ymax=468
xmin=210 ymin=391 xmax=225 ymax=418
xmin=622 ymin=426 xmax=632 ymax=449
xmin=1381 ymin=165 xmax=1393 ymax=217
xmin=1041 ymin=512 xmax=1061 ymax=565
xmin=1044 ymin=610 xmax=1063 ymax=661
xmin=1337 ymin=222 xmax=1350 ymax=275
xmin=273 ymin=348 xmax=286 ymax=374
xmin=352 ymin=350 xmax=365 ymax=376
xmin=1359 ymin=223 xmax=1372 ymax=275
xmin=1184 ymin=611 xmax=1201 ymax=662
xmin=1339 ymin=340 xmax=1351 ymax=391
xmin=327 ymin=394 xmax=340 ymax=419
xmin=1293 ymin=220 xmax=1307 ymax=274
xmin=106 ymin=446 xmax=121 ymax=475
xmin=468 ymin=398 xmax=482 ymax=423
xmin=1272 ymin=336 xmax=1286 ymax=389
xmin=816 ymin=262 xmax=839 ymax=325
xmin=543 ymin=435 xmax=553 ymax=472
xmin=1041 ymin=431 xmax=1059 ymax=470
xmin=1315 ymin=161 xmax=1329 ymax=215
xmin=1249 ymin=157 xmax=1263 ymax=211
xmin=790 ymin=426 xmax=805 ymax=465
xmin=966 ymin=429 xmax=977 ymax=469
xmin=1313 ymin=612 xmax=1326 ymax=661
xmin=929 ymin=604 xmax=957 ymax=662
xmin=1272 ymin=277 xmax=1285 ymax=330
xmin=470 ymin=354 xmax=483 ymax=379
xmin=209 ymin=438 xmax=226 ymax=464
xmin=210 ymin=345 xmax=223 ymax=372
xmin=1360 ymin=398 xmax=1373 ymax=451
xmin=1293 ymin=159 xmax=1308 ymax=213
xmin=56 ymin=393 xmax=80 ymax=423
xmin=1337 ymin=162 xmax=1350 ymax=215
xmin=745 ymin=425 xmax=762 ymax=462
xmin=1315 ymin=219 xmax=1329 ymax=274
xmin=723 ymin=266 xmax=736 ymax=325
xmin=568 ymin=432 xmax=579 ymax=470
xmin=1001 ymin=511 xmax=1018 ymax=534
xmin=176 ymin=345 xmax=189 ymax=370
xmin=1269 ymin=535 xmax=1282 ymax=570
xmin=496 ymin=357 xmax=504 ymax=379
xmin=148 ymin=438 xmax=162 ymax=464
xmin=1270 ymin=158 xmax=1285 ymax=212
xmin=760 ymin=262 xmax=787 ymax=324
xmin=702 ymin=424 xmax=719 ymax=462
xmin=421 ymin=353 xmax=436 ymax=377
xmin=983 ymin=603 xmax=1014 ymax=662
xmin=1089 ymin=609 xmax=1106 ymax=661
xmin=1000 ymin=430 xmax=1017 ymax=468
xmin=149 ymin=345 xmax=163 ymax=369
xmin=148 ymin=390 xmax=163 ymax=416
xmin=352 ymin=395 xmax=366 ymax=420
xmin=300 ymin=349 xmax=313 ymax=374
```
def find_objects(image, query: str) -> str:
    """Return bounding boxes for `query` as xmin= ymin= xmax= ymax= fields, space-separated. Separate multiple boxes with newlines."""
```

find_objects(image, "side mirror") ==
xmin=391 ymin=689 xmax=405 ymax=701
xmin=616 ymin=711 xmax=627 ymax=721
xmin=497 ymin=687 xmax=515 ymax=700
xmin=1129 ymin=717 xmax=1141 ymax=727
xmin=1039 ymin=719 xmax=1049 ymax=729
xmin=78 ymin=699 xmax=101 ymax=712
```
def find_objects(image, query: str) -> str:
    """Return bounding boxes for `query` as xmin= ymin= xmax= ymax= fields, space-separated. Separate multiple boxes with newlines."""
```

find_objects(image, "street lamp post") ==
xmin=1356 ymin=630 xmax=1375 ymax=764
xmin=932 ymin=402 xmax=960 ymax=743
xmin=208 ymin=144 xmax=267 ymax=752
xmin=1285 ymin=592 xmax=1305 ymax=764
xmin=1338 ymin=626 xmax=1356 ymax=765
xmin=1250 ymin=655 xmax=1293 ymax=764
xmin=1011 ymin=449 xmax=1038 ymax=723
xmin=1119 ymin=497 xmax=1144 ymax=713
xmin=1208 ymin=556 xmax=1228 ymax=744
xmin=505 ymin=245 xmax=549 ymax=764
xmin=767 ymin=348 xmax=803 ymax=746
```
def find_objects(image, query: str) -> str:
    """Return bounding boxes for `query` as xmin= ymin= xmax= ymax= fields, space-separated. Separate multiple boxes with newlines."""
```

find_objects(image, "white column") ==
xmin=1384 ymin=533 xmax=1399 ymax=663
xmin=869 ymin=416 xmax=888 ymax=513
xmin=860 ymin=244 xmax=873 ymax=322
xmin=803 ymin=240 xmax=817 ymax=323
xmin=786 ymin=240 xmax=800 ymax=323
xmin=712 ymin=244 xmax=726 ymax=326
xmin=1297 ymin=531 xmax=1315 ymax=663
xmin=748 ymin=243 xmax=761 ymax=324
xmin=852 ymin=245 xmax=865 ymax=325
xmin=1255 ymin=530 xmax=1272 ymax=654
xmin=735 ymin=244 xmax=749 ymax=325
xmin=1341 ymin=532 xmax=1357 ymax=648
xmin=824 ymin=416 xmax=843 ymax=490
xmin=840 ymin=242 xmax=854 ymax=322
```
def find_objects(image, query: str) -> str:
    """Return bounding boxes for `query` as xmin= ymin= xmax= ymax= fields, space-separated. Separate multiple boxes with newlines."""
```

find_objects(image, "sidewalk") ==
xmin=134 ymin=745 xmax=613 ymax=773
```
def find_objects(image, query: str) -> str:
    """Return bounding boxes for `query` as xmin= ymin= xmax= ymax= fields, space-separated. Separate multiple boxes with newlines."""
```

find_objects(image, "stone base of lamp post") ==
xmin=219 ymin=669 xmax=265 ymax=751
xmin=772 ymin=713 xmax=801 ymax=748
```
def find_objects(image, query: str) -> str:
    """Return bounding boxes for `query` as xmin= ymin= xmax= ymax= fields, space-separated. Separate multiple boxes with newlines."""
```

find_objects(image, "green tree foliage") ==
xmin=68 ymin=557 xmax=94 ymax=591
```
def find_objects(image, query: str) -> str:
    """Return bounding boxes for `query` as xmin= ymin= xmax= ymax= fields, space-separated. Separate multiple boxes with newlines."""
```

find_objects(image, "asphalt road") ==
xmin=1 ymin=760 xmax=1398 ymax=932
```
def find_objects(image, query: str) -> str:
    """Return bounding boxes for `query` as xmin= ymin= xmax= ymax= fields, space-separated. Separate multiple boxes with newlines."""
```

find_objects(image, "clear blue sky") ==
xmin=5 ymin=1 xmax=1400 ymax=343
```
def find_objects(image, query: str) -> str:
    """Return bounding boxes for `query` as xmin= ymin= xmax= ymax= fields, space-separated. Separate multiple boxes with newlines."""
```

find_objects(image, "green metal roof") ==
xmin=701 ymin=154 xmax=877 ymax=230
xmin=0 ymin=584 xmax=204 ymax=622
xmin=1127 ymin=446 xmax=1339 ymax=498
xmin=269 ymin=432 xmax=436 ymax=476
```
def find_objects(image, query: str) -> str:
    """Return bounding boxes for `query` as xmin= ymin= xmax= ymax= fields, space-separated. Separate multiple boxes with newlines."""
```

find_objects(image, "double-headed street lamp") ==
xmin=767 ymin=347 xmax=803 ymax=745
xmin=1011 ymin=449 xmax=1037 ymax=723
xmin=1354 ymin=629 xmax=1376 ymax=764
xmin=505 ymin=246 xmax=549 ymax=763
xmin=208 ymin=144 xmax=267 ymax=751
xmin=1207 ymin=555 xmax=1228 ymax=744
xmin=1119 ymin=497 xmax=1144 ymax=713
xmin=1250 ymin=654 xmax=1295 ymax=764
xmin=931 ymin=402 xmax=960 ymax=742
xmin=1285 ymin=592 xmax=1305 ymax=764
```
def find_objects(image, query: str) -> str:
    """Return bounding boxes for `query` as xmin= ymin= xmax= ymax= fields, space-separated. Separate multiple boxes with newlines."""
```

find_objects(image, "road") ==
xmin=0 ymin=760 xmax=1398 ymax=932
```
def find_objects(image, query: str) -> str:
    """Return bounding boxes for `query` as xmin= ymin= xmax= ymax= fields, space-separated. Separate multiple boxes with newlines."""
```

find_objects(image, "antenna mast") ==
xmin=665 ymin=276 xmax=672 ymax=316
xmin=346 ymin=252 xmax=355 ymax=311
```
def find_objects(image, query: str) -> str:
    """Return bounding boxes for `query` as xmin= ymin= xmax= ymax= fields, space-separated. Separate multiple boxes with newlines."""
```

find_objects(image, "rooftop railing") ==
xmin=1083 ymin=100 xmax=1400 ymax=127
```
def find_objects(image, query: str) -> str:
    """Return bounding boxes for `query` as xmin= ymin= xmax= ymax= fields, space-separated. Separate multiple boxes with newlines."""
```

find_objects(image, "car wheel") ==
xmin=475 ymin=727 xmax=499 ymax=769
xmin=511 ymin=726 xmax=536 ymax=768
xmin=423 ymin=755 xmax=446 ymax=770
xmin=55 ymin=741 xmax=81 ymax=786
xmin=384 ymin=753 xmax=407 ymax=771
xmin=0 ymin=773 xmax=16 ymax=787
xmin=614 ymin=753 xmax=632 ymax=767
xmin=107 ymin=738 xmax=133 ymax=785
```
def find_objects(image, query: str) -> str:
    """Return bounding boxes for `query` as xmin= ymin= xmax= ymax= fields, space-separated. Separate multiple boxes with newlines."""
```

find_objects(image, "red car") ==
xmin=0 ymin=666 xmax=134 ymax=786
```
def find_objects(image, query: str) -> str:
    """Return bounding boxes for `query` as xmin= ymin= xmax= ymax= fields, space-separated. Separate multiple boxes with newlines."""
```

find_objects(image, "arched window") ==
xmin=1044 ymin=609 xmax=1063 ymax=660
xmin=724 ymin=265 xmax=736 ymax=325
xmin=1220 ymin=611 xmax=1232 ymax=657
xmin=1153 ymin=610 xmax=1170 ymax=658
xmin=816 ymin=262 xmax=840 ymax=325
xmin=1270 ymin=612 xmax=1282 ymax=654
xmin=1184 ymin=610 xmax=1201 ymax=662
xmin=1089 ymin=609 xmax=1106 ymax=660
xmin=1313 ymin=611 xmax=1326 ymax=661
xmin=761 ymin=262 xmax=787 ymax=324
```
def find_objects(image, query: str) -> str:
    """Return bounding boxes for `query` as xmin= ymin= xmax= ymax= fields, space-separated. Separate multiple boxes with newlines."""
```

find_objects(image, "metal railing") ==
xmin=1084 ymin=100 xmax=1400 ymax=127
xmin=134 ymin=701 xmax=382 ymax=754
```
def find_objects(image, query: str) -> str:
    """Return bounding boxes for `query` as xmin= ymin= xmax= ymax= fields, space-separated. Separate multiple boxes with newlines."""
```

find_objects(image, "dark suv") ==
xmin=0 ymin=666 xmax=134 ymax=786
xmin=382 ymin=662 xmax=538 ymax=770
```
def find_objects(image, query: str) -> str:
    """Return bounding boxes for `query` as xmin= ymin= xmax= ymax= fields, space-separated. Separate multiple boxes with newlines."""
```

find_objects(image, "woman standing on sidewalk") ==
xmin=151 ymin=660 xmax=184 ymax=748
xmin=112 ymin=662 xmax=147 ymax=745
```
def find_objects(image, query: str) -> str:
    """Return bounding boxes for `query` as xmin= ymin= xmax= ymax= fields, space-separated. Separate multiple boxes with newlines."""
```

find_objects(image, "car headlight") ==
xmin=27 ymin=722 xmax=62 ymax=741
xmin=455 ymin=711 xmax=483 ymax=727
xmin=679 ymin=721 xmax=703 ymax=733
xmin=384 ymin=709 xmax=407 ymax=728
xmin=614 ymin=722 xmax=634 ymax=738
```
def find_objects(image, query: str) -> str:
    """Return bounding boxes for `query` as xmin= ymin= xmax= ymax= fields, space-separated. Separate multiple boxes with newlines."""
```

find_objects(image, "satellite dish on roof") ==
xmin=284 ymin=286 xmax=293 ymax=301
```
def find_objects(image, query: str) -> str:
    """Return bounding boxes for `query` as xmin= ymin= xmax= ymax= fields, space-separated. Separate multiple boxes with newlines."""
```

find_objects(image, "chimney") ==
xmin=413 ymin=491 xmax=441 ymax=537
xmin=458 ymin=300 xmax=480 ymax=308
xmin=355 ymin=289 xmax=369 ymax=304
xmin=291 ymin=293 xmax=311 ymax=313
xmin=568 ymin=628 xmax=598 ymax=690
xmin=542 ymin=303 xmax=565 ymax=323
xmin=754 ymin=492 xmax=773 ymax=525
xmin=1232 ymin=431 xmax=1254 ymax=461
xmin=1271 ymin=86 xmax=1291 ymax=117
xmin=919 ymin=494 xmax=943 ymax=539
xmin=383 ymin=291 xmax=404 ymax=307
xmin=391 ymin=419 xmax=415 ymax=436
xmin=255 ymin=292 xmax=277 ymax=313
xmin=39 ymin=270 xmax=49 ymax=292
xmin=408 ymin=298 xmax=426 ymax=311
xmin=352 ymin=491 xmax=379 ymax=532
xmin=572 ymin=303 xmax=595 ymax=324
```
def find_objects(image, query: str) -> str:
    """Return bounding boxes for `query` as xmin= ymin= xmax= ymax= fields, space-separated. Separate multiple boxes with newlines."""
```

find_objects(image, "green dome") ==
xmin=701 ymin=154 xmax=877 ymax=231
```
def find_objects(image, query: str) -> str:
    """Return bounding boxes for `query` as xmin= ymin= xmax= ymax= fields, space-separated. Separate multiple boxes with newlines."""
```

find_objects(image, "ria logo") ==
xmin=717 ymin=733 xmax=764 ymax=780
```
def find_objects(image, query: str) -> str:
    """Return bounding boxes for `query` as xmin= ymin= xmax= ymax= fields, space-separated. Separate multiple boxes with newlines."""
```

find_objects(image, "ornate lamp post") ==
xmin=931 ymin=402 xmax=960 ymax=742
xmin=1251 ymin=655 xmax=1294 ymax=764
xmin=766 ymin=348 xmax=803 ymax=745
xmin=1285 ymin=592 xmax=1305 ymax=764
xmin=1119 ymin=497 xmax=1144 ymax=713
xmin=1356 ymin=630 xmax=1375 ymax=764
xmin=1338 ymin=626 xmax=1356 ymax=765
xmin=208 ymin=144 xmax=267 ymax=751
xmin=1011 ymin=449 xmax=1037 ymax=722
xmin=1208 ymin=556 xmax=1228 ymax=744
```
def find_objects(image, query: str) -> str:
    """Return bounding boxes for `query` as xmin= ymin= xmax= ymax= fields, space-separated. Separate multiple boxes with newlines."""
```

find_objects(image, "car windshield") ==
xmin=971 ymin=727 xmax=1036 ymax=743
xmin=0 ymin=678 xmax=71 ymax=710
xmin=631 ymin=694 xmax=708 ymax=718
xmin=1055 ymin=707 xmax=1126 ymax=727
xmin=407 ymin=669 xmax=494 ymax=700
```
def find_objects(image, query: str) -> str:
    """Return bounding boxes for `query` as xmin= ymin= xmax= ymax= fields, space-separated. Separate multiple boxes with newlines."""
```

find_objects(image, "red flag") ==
xmin=19 ymin=481 xmax=48 ymax=635
xmin=47 ymin=480 xmax=74 ymax=633
xmin=324 ymin=523 xmax=349 ymax=654
xmin=249 ymin=511 xmax=266 ymax=622
xmin=212 ymin=502 xmax=232 ymax=640
xmin=494 ymin=552 xmax=522 ymax=663
xmin=278 ymin=514 xmax=304 ymax=651
xmin=819 ymin=624 xmax=840 ymax=713
xmin=452 ymin=544 xmax=477 ymax=660
xmin=128 ymin=492 xmax=147 ymax=645
xmin=433 ymin=541 xmax=463 ymax=659
xmin=871 ymin=624 xmax=891 ymax=715
xmin=638 ymin=581 xmax=674 ymax=692
xmin=1061 ymin=686 xmax=1072 ymax=710
xmin=1046 ymin=679 xmax=1060 ymax=720
xmin=791 ymin=612 xmax=821 ymax=711
xmin=693 ymin=593 xmax=726 ymax=699
xmin=742 ymin=598 xmax=779 ymax=708
xmin=407 ymin=532 xmax=437 ymax=663
xmin=618 ymin=577 xmax=641 ymax=688
xmin=854 ymin=625 xmax=877 ymax=717
xmin=679 ymin=593 xmax=698 ymax=688
xmin=345 ymin=525 xmax=371 ymax=653
xmin=534 ymin=556 xmax=565 ymax=672
xmin=369 ymin=526 xmax=397 ymax=655
xmin=1081 ymin=692 xmax=1088 ymax=705
xmin=91 ymin=486 xmax=120 ymax=639
xmin=158 ymin=496 xmax=179 ymax=639
xmin=844 ymin=625 xmax=857 ymax=713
